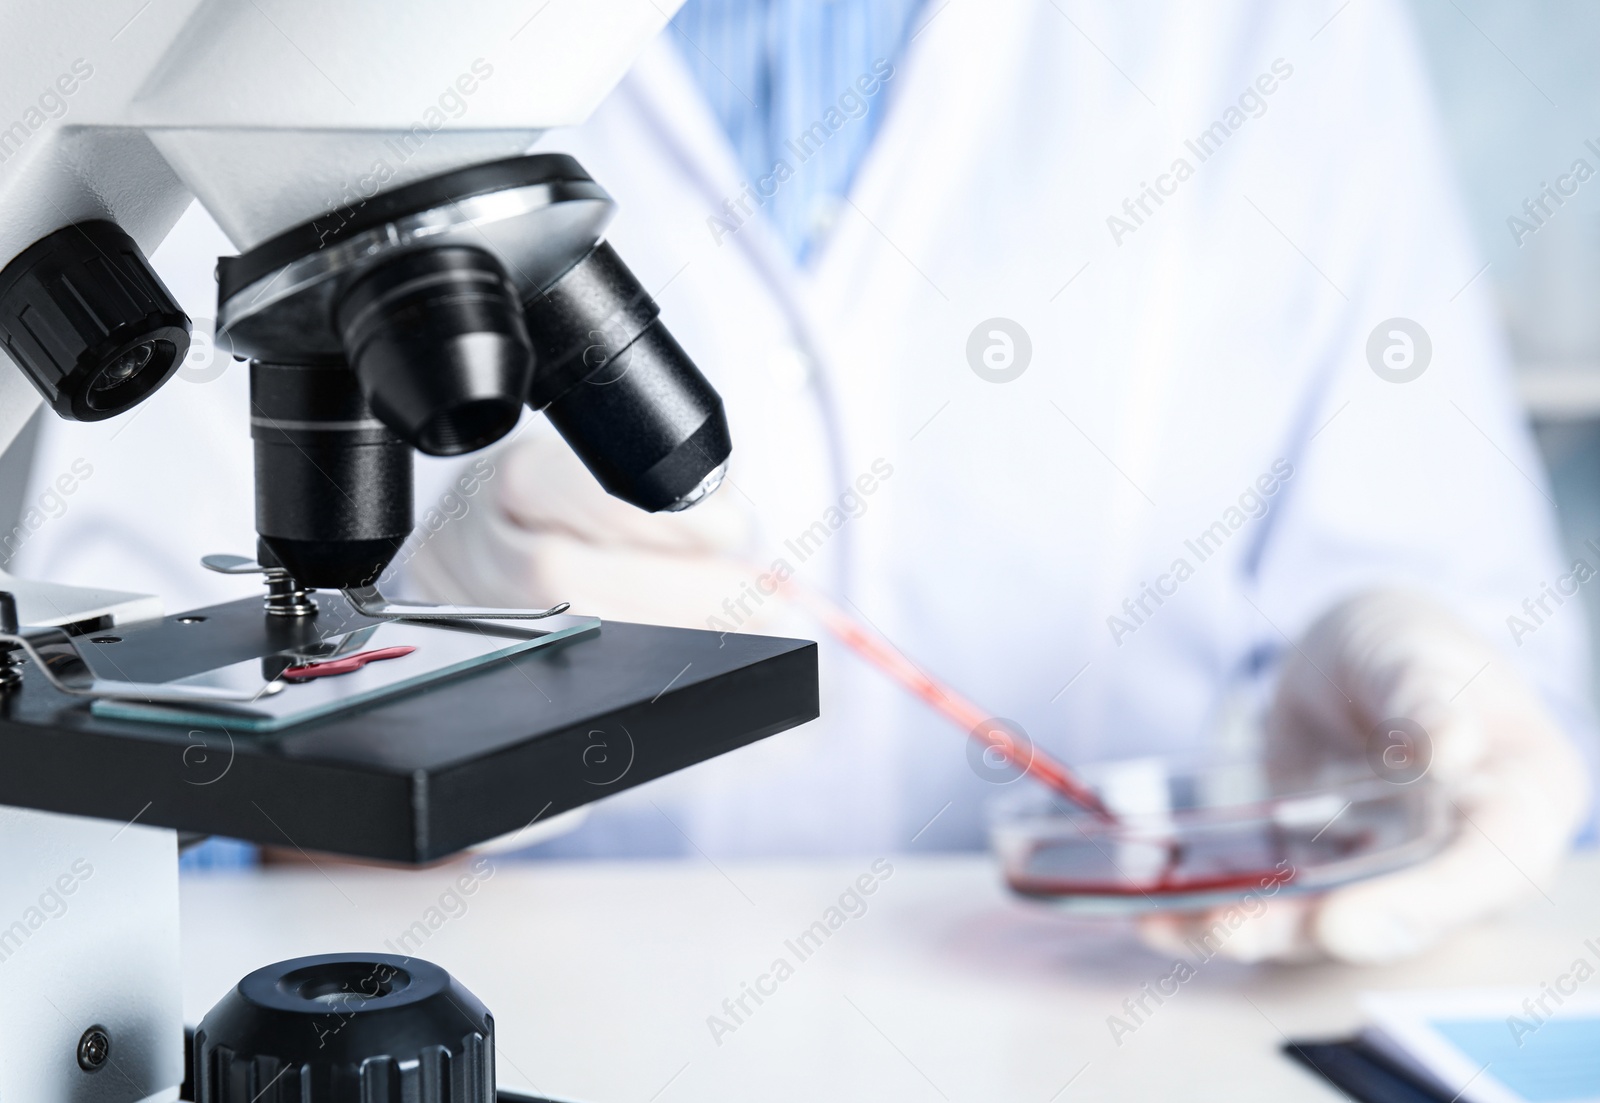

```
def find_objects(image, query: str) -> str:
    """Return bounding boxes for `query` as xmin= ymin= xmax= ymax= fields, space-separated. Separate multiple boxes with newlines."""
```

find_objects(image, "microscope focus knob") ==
xmin=0 ymin=220 xmax=190 ymax=421
xmin=193 ymin=954 xmax=495 ymax=1103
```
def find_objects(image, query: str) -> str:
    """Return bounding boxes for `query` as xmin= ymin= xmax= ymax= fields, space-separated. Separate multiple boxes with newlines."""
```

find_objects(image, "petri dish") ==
xmin=987 ymin=757 xmax=1455 ymax=915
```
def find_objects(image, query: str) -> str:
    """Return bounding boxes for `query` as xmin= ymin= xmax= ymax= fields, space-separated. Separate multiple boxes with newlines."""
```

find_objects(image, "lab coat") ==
xmin=482 ymin=0 xmax=1594 ymax=858
xmin=13 ymin=0 xmax=1593 ymax=859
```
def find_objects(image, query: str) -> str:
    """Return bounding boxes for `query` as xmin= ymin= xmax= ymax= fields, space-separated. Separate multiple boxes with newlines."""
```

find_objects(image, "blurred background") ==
xmin=1406 ymin=0 xmax=1600 ymax=690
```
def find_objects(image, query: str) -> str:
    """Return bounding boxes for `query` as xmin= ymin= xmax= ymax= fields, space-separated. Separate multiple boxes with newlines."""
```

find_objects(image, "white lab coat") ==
xmin=478 ymin=0 xmax=1595 ymax=857
xmin=13 ymin=0 xmax=1593 ymax=859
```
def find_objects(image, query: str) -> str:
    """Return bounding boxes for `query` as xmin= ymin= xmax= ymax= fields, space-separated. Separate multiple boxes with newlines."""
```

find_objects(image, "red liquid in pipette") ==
xmin=782 ymin=581 xmax=1116 ymax=823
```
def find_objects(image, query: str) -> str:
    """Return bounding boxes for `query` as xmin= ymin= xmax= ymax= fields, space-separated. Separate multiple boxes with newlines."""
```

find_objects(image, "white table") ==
xmin=181 ymin=853 xmax=1600 ymax=1102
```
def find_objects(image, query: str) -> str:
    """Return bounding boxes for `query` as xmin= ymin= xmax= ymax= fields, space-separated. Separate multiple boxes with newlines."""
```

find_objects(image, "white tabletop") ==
xmin=180 ymin=852 xmax=1600 ymax=1103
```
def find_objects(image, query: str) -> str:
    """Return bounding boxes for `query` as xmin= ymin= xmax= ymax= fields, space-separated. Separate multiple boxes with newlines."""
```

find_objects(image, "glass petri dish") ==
xmin=987 ymin=757 xmax=1455 ymax=915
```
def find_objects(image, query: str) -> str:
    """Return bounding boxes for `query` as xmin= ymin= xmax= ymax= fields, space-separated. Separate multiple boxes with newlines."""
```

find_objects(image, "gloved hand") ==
xmin=1139 ymin=589 xmax=1591 ymax=964
xmin=407 ymin=430 xmax=782 ymax=632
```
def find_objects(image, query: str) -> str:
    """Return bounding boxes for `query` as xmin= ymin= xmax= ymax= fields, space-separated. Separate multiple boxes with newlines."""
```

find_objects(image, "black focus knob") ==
xmin=193 ymin=954 xmax=495 ymax=1103
xmin=0 ymin=219 xmax=190 ymax=421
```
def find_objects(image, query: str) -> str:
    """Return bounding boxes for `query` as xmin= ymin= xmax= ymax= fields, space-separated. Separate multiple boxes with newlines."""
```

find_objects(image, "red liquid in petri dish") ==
xmin=1003 ymin=830 xmax=1309 ymax=900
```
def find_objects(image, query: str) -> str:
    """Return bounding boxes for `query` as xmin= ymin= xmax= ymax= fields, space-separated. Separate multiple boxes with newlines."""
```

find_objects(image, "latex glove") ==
xmin=1139 ymin=589 xmax=1591 ymax=964
xmin=407 ymin=430 xmax=783 ymax=632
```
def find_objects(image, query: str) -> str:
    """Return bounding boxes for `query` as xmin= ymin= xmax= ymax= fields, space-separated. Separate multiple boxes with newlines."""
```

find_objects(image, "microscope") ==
xmin=0 ymin=4 xmax=817 ymax=1102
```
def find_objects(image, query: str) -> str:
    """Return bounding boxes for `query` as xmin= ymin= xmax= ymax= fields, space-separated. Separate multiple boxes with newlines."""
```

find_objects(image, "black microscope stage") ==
xmin=0 ymin=595 xmax=818 ymax=863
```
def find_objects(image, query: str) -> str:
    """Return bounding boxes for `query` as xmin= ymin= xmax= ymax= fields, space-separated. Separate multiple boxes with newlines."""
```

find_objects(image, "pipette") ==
xmin=780 ymin=580 xmax=1116 ymax=822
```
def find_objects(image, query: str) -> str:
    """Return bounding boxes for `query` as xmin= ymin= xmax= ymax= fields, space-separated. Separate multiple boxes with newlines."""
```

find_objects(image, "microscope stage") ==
xmin=0 ymin=595 xmax=818 ymax=863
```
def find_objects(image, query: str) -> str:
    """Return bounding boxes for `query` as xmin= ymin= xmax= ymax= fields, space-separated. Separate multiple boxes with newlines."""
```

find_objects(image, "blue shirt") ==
xmin=671 ymin=0 xmax=925 ymax=263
